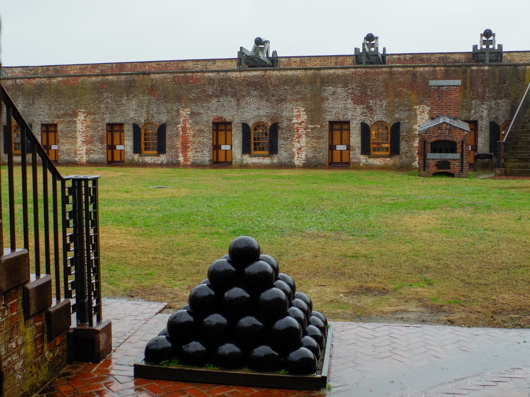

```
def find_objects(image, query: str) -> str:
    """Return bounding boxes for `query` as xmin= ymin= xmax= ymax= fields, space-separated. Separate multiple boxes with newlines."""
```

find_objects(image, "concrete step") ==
xmin=505 ymin=161 xmax=530 ymax=169
xmin=505 ymin=168 xmax=530 ymax=176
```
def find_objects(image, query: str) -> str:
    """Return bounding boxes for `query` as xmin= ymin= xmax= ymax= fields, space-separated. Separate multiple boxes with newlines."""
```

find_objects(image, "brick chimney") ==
xmin=429 ymin=80 xmax=461 ymax=118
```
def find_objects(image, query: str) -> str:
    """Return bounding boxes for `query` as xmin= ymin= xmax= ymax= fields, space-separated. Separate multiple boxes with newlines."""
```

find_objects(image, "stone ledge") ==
xmin=46 ymin=299 xmax=72 ymax=341
xmin=0 ymin=249 xmax=30 ymax=294
xmin=23 ymin=274 xmax=52 ymax=318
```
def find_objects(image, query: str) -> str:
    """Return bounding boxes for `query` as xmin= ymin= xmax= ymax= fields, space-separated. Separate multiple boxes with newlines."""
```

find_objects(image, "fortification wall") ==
xmin=2 ymin=56 xmax=530 ymax=168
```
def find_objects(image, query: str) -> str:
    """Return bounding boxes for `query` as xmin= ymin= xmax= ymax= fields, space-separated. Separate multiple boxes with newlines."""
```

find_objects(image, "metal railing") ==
xmin=1 ymin=84 xmax=102 ymax=326
xmin=497 ymin=83 xmax=530 ymax=167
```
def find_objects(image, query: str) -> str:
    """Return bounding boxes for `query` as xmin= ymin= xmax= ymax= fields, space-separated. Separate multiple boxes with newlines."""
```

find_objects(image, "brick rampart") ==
xmin=4 ymin=51 xmax=529 ymax=77
xmin=2 ymin=54 xmax=530 ymax=169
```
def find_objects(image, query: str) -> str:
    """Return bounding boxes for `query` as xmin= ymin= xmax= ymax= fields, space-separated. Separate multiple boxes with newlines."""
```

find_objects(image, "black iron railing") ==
xmin=1 ymin=84 xmax=102 ymax=326
xmin=497 ymin=83 xmax=530 ymax=167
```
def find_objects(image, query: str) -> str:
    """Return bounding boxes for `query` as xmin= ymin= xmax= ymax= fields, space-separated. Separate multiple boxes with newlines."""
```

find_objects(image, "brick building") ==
xmin=2 ymin=46 xmax=530 ymax=169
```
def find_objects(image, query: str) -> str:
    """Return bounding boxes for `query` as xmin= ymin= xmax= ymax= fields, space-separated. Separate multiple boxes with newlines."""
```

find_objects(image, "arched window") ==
xmin=142 ymin=123 xmax=158 ymax=154
xmin=370 ymin=121 xmax=390 ymax=155
xmin=133 ymin=123 xmax=166 ymax=155
xmin=252 ymin=122 xmax=269 ymax=154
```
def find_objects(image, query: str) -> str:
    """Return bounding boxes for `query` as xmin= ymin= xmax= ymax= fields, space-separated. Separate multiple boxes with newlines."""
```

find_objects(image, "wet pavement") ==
xmin=34 ymin=299 xmax=530 ymax=396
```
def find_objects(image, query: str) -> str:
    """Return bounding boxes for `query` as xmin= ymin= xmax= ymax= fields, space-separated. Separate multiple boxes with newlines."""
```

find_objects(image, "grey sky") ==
xmin=0 ymin=0 xmax=528 ymax=67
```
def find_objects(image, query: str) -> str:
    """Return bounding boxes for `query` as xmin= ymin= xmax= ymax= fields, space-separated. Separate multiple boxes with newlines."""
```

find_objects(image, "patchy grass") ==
xmin=52 ymin=167 xmax=530 ymax=327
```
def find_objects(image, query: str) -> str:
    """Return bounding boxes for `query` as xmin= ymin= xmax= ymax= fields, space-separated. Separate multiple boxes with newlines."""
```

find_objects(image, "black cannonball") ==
xmin=483 ymin=29 xmax=493 ymax=39
xmin=199 ymin=278 xmax=209 ymax=285
xmin=223 ymin=286 xmax=252 ymax=320
xmin=178 ymin=341 xmax=208 ymax=367
xmin=290 ymin=298 xmax=310 ymax=320
xmin=270 ymin=316 xmax=303 ymax=354
xmin=287 ymin=306 xmax=307 ymax=331
xmin=248 ymin=345 xmax=282 ymax=372
xmin=311 ymin=310 xmax=328 ymax=327
xmin=235 ymin=316 xmax=264 ymax=349
xmin=260 ymin=254 xmax=279 ymax=278
xmin=228 ymin=236 xmax=260 ymax=269
xmin=273 ymin=279 xmax=293 ymax=301
xmin=257 ymin=287 xmax=289 ymax=323
xmin=200 ymin=313 xmax=229 ymax=347
xmin=207 ymin=259 xmax=238 ymax=292
xmin=294 ymin=292 xmax=312 ymax=312
xmin=211 ymin=343 xmax=244 ymax=370
xmin=277 ymin=273 xmax=296 ymax=294
xmin=158 ymin=328 xmax=168 ymax=337
xmin=306 ymin=325 xmax=324 ymax=349
xmin=285 ymin=347 xmax=317 ymax=375
xmin=244 ymin=260 xmax=275 ymax=295
xmin=144 ymin=336 xmax=174 ymax=364
xmin=188 ymin=284 xmax=217 ymax=317
xmin=365 ymin=33 xmax=376 ymax=43
xmin=309 ymin=315 xmax=327 ymax=337
xmin=180 ymin=303 xmax=190 ymax=311
xmin=300 ymin=335 xmax=321 ymax=359
xmin=167 ymin=310 xmax=195 ymax=345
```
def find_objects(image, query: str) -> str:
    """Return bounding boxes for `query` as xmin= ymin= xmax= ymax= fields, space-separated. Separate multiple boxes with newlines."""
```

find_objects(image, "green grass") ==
xmin=11 ymin=166 xmax=530 ymax=327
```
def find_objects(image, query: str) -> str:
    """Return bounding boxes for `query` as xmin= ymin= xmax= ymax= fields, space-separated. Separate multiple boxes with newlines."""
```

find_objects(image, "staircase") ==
xmin=1 ymin=84 xmax=112 ymax=396
xmin=504 ymin=110 xmax=530 ymax=176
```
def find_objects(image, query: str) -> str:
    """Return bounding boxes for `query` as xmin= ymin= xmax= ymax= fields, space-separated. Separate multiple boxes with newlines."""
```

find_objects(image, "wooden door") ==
xmin=41 ymin=124 xmax=59 ymax=162
xmin=212 ymin=122 xmax=232 ymax=165
xmin=106 ymin=123 xmax=125 ymax=164
xmin=465 ymin=121 xmax=478 ymax=165
xmin=500 ymin=121 xmax=511 ymax=142
xmin=329 ymin=121 xmax=350 ymax=166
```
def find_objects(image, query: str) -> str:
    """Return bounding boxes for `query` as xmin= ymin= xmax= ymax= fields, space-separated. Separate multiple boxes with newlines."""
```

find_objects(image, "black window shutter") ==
xmin=157 ymin=123 xmax=167 ymax=154
xmin=489 ymin=121 xmax=500 ymax=154
xmin=269 ymin=122 xmax=279 ymax=154
xmin=3 ymin=125 xmax=8 ymax=154
xmin=390 ymin=122 xmax=401 ymax=156
xmin=361 ymin=122 xmax=370 ymax=155
xmin=242 ymin=123 xmax=251 ymax=154
xmin=133 ymin=124 xmax=141 ymax=154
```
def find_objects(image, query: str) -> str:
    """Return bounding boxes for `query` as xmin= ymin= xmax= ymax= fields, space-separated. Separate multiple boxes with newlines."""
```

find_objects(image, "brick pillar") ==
xmin=429 ymin=80 xmax=461 ymax=118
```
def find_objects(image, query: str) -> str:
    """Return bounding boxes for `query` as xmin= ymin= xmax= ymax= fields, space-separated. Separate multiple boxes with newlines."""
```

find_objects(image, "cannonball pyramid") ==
xmin=144 ymin=236 xmax=328 ymax=375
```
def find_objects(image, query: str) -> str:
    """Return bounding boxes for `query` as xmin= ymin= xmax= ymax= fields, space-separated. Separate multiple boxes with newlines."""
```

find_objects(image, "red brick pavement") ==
xmin=34 ymin=299 xmax=530 ymax=397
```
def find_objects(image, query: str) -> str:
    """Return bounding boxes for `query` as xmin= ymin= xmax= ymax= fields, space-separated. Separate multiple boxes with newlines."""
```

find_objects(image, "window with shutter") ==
xmin=142 ymin=123 xmax=158 ymax=154
xmin=251 ymin=122 xmax=269 ymax=155
xmin=370 ymin=121 xmax=390 ymax=155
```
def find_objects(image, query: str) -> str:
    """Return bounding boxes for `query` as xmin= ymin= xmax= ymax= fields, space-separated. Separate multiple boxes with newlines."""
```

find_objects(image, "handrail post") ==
xmin=64 ymin=175 xmax=101 ymax=327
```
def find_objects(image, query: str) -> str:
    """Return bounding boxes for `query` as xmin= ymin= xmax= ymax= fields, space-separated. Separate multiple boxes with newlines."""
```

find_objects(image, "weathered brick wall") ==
xmin=2 ymin=58 xmax=529 ymax=169
xmin=0 ymin=288 xmax=67 ymax=397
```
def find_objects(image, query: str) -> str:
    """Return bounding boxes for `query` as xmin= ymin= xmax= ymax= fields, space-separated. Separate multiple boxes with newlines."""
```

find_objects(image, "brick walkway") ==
xmin=34 ymin=299 xmax=530 ymax=397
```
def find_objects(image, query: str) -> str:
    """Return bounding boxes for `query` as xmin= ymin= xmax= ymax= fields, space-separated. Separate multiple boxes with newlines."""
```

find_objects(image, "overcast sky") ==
xmin=0 ymin=0 xmax=528 ymax=67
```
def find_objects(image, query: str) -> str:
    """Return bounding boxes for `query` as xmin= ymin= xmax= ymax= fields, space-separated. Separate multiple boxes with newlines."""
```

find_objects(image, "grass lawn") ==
xmin=55 ymin=167 xmax=530 ymax=327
